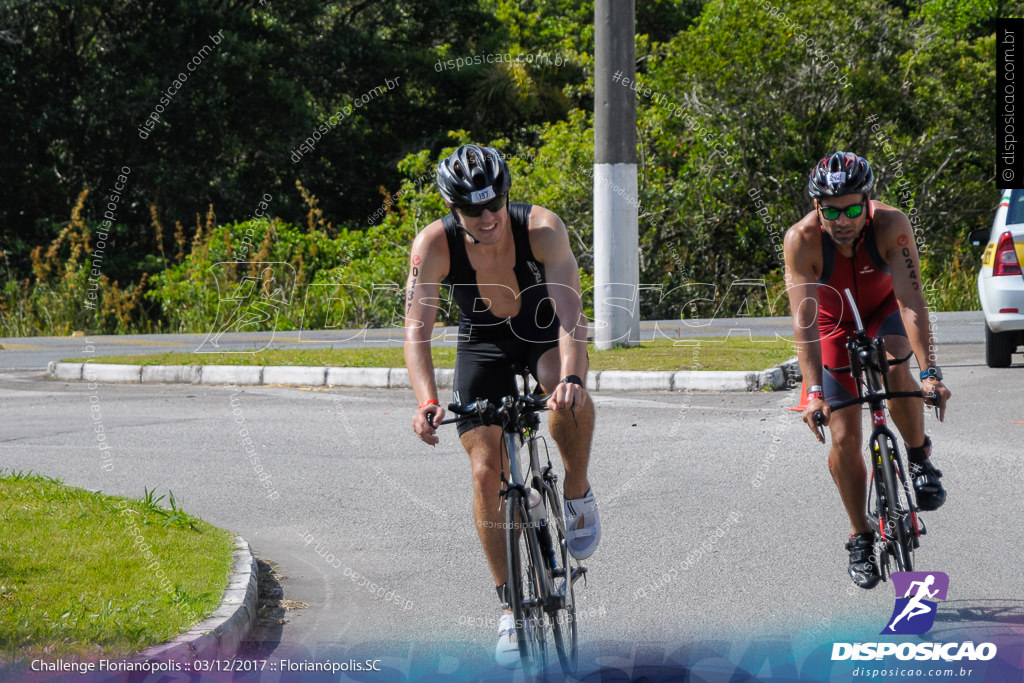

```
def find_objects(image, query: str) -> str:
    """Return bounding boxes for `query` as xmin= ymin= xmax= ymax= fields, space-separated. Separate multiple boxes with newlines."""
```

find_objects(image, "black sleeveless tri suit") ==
xmin=442 ymin=203 xmax=560 ymax=434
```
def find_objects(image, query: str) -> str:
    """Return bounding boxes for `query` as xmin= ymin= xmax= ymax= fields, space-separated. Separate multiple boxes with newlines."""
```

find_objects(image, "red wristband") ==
xmin=419 ymin=399 xmax=439 ymax=409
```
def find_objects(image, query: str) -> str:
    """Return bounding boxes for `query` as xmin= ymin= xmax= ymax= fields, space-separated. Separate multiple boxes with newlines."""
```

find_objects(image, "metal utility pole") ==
xmin=593 ymin=0 xmax=639 ymax=349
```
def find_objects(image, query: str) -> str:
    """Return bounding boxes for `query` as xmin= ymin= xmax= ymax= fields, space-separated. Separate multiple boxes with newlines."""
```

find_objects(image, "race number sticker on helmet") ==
xmin=807 ymin=151 xmax=875 ymax=199
xmin=470 ymin=187 xmax=496 ymax=203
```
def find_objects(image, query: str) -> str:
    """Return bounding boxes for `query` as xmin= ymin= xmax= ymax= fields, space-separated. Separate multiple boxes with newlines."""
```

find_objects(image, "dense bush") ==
xmin=1 ymin=0 xmax=996 ymax=336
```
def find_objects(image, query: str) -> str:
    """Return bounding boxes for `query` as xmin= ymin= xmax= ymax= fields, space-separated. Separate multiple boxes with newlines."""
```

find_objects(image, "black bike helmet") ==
xmin=807 ymin=151 xmax=875 ymax=199
xmin=436 ymin=144 xmax=511 ymax=206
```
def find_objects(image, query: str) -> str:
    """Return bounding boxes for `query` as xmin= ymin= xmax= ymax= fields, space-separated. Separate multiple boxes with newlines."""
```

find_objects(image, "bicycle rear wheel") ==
xmin=539 ymin=478 xmax=578 ymax=675
xmin=505 ymin=489 xmax=549 ymax=674
xmin=875 ymin=436 xmax=914 ymax=572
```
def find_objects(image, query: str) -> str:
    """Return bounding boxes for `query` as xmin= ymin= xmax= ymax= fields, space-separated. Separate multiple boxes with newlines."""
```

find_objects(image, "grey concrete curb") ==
xmin=134 ymin=536 xmax=258 ymax=663
xmin=48 ymin=360 xmax=800 ymax=392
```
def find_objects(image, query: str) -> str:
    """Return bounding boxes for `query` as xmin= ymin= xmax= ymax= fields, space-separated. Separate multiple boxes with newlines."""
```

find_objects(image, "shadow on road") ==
xmin=239 ymin=558 xmax=293 ymax=658
xmin=933 ymin=598 xmax=1024 ymax=626
xmin=930 ymin=598 xmax=1024 ymax=646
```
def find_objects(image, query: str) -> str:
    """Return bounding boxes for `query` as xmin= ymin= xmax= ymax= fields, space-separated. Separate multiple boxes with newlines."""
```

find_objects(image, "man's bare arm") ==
xmin=883 ymin=211 xmax=934 ymax=371
xmin=882 ymin=210 xmax=951 ymax=419
xmin=533 ymin=213 xmax=587 ymax=370
xmin=403 ymin=224 xmax=449 ymax=442
xmin=531 ymin=209 xmax=588 ymax=409
xmin=784 ymin=223 xmax=824 ymax=387
xmin=784 ymin=220 xmax=828 ymax=440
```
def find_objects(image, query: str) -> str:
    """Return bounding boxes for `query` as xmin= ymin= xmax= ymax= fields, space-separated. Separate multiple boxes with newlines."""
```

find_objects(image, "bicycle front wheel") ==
xmin=876 ymin=436 xmax=914 ymax=572
xmin=505 ymin=489 xmax=549 ymax=674
xmin=539 ymin=479 xmax=578 ymax=675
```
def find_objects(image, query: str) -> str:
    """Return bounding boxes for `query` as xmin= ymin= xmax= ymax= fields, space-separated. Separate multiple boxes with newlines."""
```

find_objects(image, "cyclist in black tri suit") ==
xmin=403 ymin=145 xmax=600 ymax=666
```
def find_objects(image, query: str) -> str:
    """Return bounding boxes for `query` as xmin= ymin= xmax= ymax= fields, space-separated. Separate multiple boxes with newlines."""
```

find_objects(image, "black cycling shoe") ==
xmin=910 ymin=459 xmax=946 ymax=511
xmin=845 ymin=532 xmax=881 ymax=589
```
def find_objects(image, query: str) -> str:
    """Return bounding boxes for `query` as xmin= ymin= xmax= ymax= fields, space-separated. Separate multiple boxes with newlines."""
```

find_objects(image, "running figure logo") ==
xmin=881 ymin=571 xmax=949 ymax=635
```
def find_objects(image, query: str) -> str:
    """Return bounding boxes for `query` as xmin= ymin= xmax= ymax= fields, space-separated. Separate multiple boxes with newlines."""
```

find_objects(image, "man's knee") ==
xmin=535 ymin=344 xmax=582 ymax=390
xmin=828 ymin=414 xmax=862 ymax=461
xmin=463 ymin=432 xmax=503 ymax=491
xmin=886 ymin=361 xmax=915 ymax=391
xmin=550 ymin=399 xmax=595 ymax=436
xmin=471 ymin=466 xmax=501 ymax=497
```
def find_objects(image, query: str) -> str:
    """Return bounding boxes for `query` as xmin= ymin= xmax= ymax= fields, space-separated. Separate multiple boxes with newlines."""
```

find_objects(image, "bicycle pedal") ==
xmin=570 ymin=566 xmax=587 ymax=588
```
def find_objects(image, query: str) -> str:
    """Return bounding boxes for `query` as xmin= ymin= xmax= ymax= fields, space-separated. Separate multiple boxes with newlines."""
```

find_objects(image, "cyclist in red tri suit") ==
xmin=784 ymin=152 xmax=951 ymax=589
xmin=403 ymin=145 xmax=600 ymax=665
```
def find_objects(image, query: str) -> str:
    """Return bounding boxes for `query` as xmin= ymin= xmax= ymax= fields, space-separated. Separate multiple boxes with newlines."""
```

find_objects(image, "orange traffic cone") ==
xmin=788 ymin=380 xmax=807 ymax=412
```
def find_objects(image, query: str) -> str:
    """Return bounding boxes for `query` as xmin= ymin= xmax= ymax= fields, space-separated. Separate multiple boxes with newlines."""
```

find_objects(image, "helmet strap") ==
xmin=450 ymin=208 xmax=480 ymax=244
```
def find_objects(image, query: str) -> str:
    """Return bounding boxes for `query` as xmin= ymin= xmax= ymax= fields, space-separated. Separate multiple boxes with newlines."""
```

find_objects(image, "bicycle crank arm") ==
xmin=570 ymin=566 xmax=587 ymax=587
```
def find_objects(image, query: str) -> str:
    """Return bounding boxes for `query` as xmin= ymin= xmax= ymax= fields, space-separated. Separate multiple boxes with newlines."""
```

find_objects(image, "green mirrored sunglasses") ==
xmin=819 ymin=202 xmax=865 ymax=220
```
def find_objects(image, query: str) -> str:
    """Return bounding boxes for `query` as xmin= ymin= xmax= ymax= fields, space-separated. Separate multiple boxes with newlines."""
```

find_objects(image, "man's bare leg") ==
xmin=537 ymin=347 xmax=594 ymax=500
xmin=827 ymin=406 xmax=872 ymax=535
xmin=461 ymin=425 xmax=509 ymax=588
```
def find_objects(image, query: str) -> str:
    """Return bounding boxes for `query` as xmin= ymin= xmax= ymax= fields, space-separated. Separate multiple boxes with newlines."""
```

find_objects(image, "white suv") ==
xmin=969 ymin=189 xmax=1024 ymax=367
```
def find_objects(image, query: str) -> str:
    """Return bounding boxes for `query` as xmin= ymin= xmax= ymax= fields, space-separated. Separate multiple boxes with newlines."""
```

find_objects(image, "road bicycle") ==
xmin=440 ymin=370 xmax=586 ymax=676
xmin=814 ymin=289 xmax=936 ymax=579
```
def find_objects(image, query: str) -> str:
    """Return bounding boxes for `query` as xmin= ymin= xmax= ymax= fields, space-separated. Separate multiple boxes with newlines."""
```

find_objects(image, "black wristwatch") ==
xmin=560 ymin=375 xmax=584 ymax=387
xmin=919 ymin=366 xmax=943 ymax=382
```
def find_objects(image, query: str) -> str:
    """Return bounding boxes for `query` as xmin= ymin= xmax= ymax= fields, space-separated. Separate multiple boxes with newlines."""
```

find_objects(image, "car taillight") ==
xmin=993 ymin=231 xmax=1022 ymax=276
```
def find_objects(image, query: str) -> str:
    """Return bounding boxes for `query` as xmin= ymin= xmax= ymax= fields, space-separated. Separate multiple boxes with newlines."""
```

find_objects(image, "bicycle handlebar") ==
xmin=444 ymin=400 xmax=489 ymax=418
xmin=812 ymin=410 xmax=825 ymax=441
xmin=827 ymin=390 xmax=927 ymax=412
xmin=434 ymin=393 xmax=550 ymax=427
xmin=824 ymin=350 xmax=913 ymax=376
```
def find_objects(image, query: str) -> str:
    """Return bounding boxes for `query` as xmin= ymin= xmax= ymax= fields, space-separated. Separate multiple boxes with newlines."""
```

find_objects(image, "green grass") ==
xmin=591 ymin=336 xmax=795 ymax=372
xmin=0 ymin=471 xmax=236 ymax=665
xmin=65 ymin=336 xmax=795 ymax=372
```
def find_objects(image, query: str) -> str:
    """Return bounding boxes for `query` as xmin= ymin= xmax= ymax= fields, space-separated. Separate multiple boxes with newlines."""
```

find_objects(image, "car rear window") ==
xmin=1008 ymin=190 xmax=1024 ymax=225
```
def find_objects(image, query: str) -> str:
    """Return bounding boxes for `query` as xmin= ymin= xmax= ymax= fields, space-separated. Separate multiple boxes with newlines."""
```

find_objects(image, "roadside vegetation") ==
xmin=1 ymin=1 xmax=992 ymax=338
xmin=66 ymin=336 xmax=795 ymax=373
xmin=0 ymin=472 xmax=235 ymax=665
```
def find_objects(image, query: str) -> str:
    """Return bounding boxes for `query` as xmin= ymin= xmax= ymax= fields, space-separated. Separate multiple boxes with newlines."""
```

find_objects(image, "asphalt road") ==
xmin=1 ymin=338 xmax=1021 ymax=679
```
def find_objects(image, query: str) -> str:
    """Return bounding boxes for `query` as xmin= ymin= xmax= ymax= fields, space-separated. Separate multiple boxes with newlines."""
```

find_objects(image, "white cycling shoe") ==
xmin=494 ymin=612 xmax=521 ymax=668
xmin=564 ymin=487 xmax=601 ymax=560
